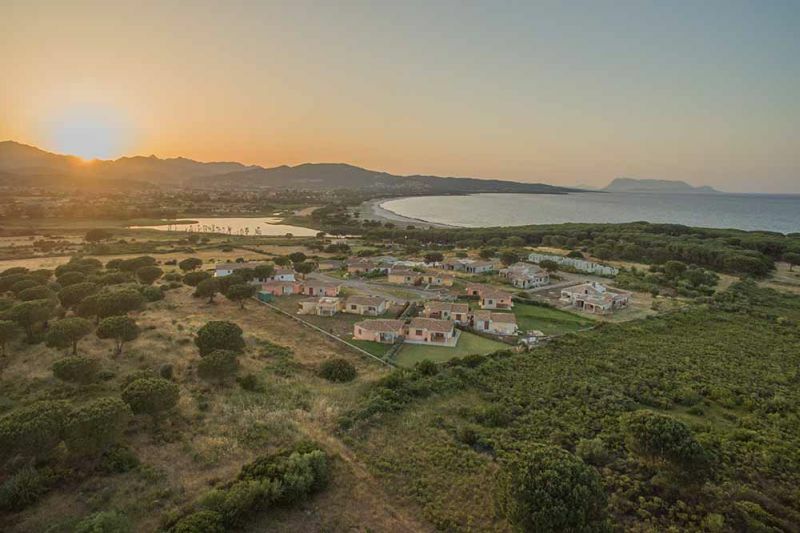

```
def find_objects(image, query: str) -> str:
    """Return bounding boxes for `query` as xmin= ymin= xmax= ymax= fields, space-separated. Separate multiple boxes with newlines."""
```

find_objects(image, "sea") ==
xmin=380 ymin=192 xmax=800 ymax=234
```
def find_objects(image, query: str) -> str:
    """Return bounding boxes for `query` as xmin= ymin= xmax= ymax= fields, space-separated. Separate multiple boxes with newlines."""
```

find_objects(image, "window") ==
xmin=415 ymin=329 xmax=423 ymax=336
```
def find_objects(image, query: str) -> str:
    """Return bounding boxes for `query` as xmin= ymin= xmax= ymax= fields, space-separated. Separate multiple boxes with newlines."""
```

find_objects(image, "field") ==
xmin=511 ymin=302 xmax=594 ymax=335
xmin=393 ymin=331 xmax=508 ymax=367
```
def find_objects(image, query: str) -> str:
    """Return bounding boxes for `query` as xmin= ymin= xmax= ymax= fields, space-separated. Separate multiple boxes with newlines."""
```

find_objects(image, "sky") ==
xmin=1 ymin=0 xmax=798 ymax=193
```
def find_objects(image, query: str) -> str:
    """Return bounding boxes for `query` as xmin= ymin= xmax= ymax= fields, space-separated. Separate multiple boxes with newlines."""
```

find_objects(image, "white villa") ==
xmin=422 ymin=301 xmax=470 ymax=325
xmin=298 ymin=297 xmax=341 ymax=316
xmin=441 ymin=258 xmax=496 ymax=274
xmin=343 ymin=295 xmax=388 ymax=316
xmin=529 ymin=252 xmax=619 ymax=276
xmin=471 ymin=310 xmax=518 ymax=336
xmin=560 ymin=281 xmax=631 ymax=314
xmin=500 ymin=263 xmax=550 ymax=289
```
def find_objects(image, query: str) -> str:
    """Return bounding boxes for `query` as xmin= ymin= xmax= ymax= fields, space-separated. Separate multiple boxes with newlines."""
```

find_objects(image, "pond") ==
xmin=129 ymin=217 xmax=320 ymax=237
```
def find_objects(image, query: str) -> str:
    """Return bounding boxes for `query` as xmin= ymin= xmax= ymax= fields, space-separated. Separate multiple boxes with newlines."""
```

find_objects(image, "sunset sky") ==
xmin=1 ymin=0 xmax=798 ymax=193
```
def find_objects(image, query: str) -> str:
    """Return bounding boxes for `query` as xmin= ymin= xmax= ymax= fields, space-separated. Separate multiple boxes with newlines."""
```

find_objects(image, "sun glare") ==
xmin=48 ymin=107 xmax=129 ymax=160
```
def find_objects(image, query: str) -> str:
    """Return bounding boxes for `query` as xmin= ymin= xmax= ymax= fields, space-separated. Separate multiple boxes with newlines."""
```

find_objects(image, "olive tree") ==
xmin=0 ymin=320 xmax=20 ymax=356
xmin=194 ymin=320 xmax=245 ymax=356
xmin=64 ymin=397 xmax=131 ymax=455
xmin=96 ymin=316 xmax=139 ymax=355
xmin=121 ymin=377 xmax=179 ymax=417
xmin=46 ymin=317 xmax=94 ymax=355
xmin=495 ymin=445 xmax=608 ymax=532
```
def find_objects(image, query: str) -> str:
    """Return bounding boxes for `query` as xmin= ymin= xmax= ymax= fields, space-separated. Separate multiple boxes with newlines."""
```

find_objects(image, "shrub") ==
xmin=415 ymin=359 xmax=439 ymax=376
xmin=136 ymin=265 xmax=163 ymax=285
xmin=140 ymin=285 xmax=164 ymax=302
xmin=0 ymin=320 xmax=20 ymax=356
xmin=99 ymin=445 xmax=140 ymax=473
xmin=56 ymin=271 xmax=87 ymax=287
xmin=121 ymin=378 xmax=180 ymax=416
xmin=172 ymin=510 xmax=226 ymax=533
xmin=183 ymin=271 xmax=211 ymax=287
xmin=576 ymin=437 xmax=610 ymax=466
xmin=236 ymin=373 xmax=263 ymax=392
xmin=198 ymin=350 xmax=239 ymax=382
xmin=495 ymin=445 xmax=608 ymax=532
xmin=318 ymin=358 xmax=357 ymax=383
xmin=159 ymin=363 xmax=174 ymax=380
xmin=74 ymin=510 xmax=132 ymax=533
xmin=17 ymin=285 xmax=54 ymax=302
xmin=64 ymin=397 xmax=132 ymax=456
xmin=0 ymin=466 xmax=56 ymax=512
xmin=52 ymin=356 xmax=100 ymax=385
xmin=0 ymin=401 xmax=70 ymax=461
xmin=195 ymin=321 xmax=245 ymax=356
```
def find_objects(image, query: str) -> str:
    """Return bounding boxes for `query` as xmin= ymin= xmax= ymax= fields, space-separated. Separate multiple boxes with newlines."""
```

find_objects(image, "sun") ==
xmin=49 ymin=107 xmax=130 ymax=160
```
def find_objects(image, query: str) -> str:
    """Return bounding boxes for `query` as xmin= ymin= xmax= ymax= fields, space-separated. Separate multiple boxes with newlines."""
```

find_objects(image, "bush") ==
xmin=74 ymin=510 xmax=132 ymax=533
xmin=121 ymin=378 xmax=180 ymax=416
xmin=52 ymin=356 xmax=100 ymax=385
xmin=495 ymin=445 xmax=608 ymax=532
xmin=56 ymin=271 xmax=87 ymax=286
xmin=0 ymin=400 xmax=70 ymax=461
xmin=183 ymin=271 xmax=212 ymax=287
xmin=172 ymin=510 xmax=226 ymax=533
xmin=197 ymin=350 xmax=239 ymax=382
xmin=136 ymin=265 xmax=163 ymax=285
xmin=575 ymin=437 xmax=610 ymax=466
xmin=195 ymin=321 xmax=245 ymax=356
xmin=0 ymin=466 xmax=56 ymax=512
xmin=64 ymin=397 xmax=131 ymax=455
xmin=17 ymin=285 xmax=54 ymax=302
xmin=139 ymin=285 xmax=164 ymax=302
xmin=415 ymin=359 xmax=439 ymax=376
xmin=236 ymin=373 xmax=263 ymax=392
xmin=159 ymin=363 xmax=174 ymax=380
xmin=99 ymin=445 xmax=140 ymax=473
xmin=317 ymin=358 xmax=357 ymax=383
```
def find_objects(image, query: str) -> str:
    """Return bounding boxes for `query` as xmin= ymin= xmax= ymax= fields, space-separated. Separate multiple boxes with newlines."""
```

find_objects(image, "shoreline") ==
xmin=358 ymin=197 xmax=458 ymax=228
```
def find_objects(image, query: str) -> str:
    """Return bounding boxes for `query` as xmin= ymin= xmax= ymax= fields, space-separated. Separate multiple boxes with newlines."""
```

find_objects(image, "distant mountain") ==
xmin=0 ymin=140 xmax=575 ymax=194
xmin=604 ymin=177 xmax=719 ymax=194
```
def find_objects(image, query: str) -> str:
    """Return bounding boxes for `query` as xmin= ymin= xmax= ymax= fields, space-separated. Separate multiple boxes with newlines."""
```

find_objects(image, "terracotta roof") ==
xmin=408 ymin=317 xmax=454 ymax=333
xmin=389 ymin=268 xmax=416 ymax=276
xmin=490 ymin=313 xmax=517 ymax=324
xmin=303 ymin=281 xmax=340 ymax=289
xmin=346 ymin=296 xmax=385 ymax=306
xmin=355 ymin=319 xmax=405 ymax=332
xmin=481 ymin=288 xmax=512 ymax=299
xmin=425 ymin=301 xmax=469 ymax=313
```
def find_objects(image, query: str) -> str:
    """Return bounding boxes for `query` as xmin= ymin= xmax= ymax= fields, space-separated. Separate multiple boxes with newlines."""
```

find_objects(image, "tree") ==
xmin=621 ymin=410 xmax=711 ymax=480
xmin=663 ymin=260 xmax=688 ymax=279
xmin=5 ymin=299 xmax=53 ymax=342
xmin=499 ymin=250 xmax=520 ymax=267
xmin=225 ymin=283 xmax=257 ymax=309
xmin=424 ymin=252 xmax=444 ymax=264
xmin=10 ymin=278 xmax=40 ymax=295
xmin=173 ymin=510 xmax=226 ymax=533
xmin=197 ymin=349 xmax=239 ymax=383
xmin=17 ymin=285 xmax=54 ymax=302
xmin=479 ymin=248 xmax=496 ymax=260
xmin=253 ymin=264 xmax=275 ymax=281
xmin=96 ymin=316 xmax=140 ymax=355
xmin=84 ymin=229 xmax=112 ymax=243
xmin=56 ymin=271 xmax=87 ymax=287
xmin=784 ymin=252 xmax=800 ymax=271
xmin=78 ymin=288 xmax=145 ymax=320
xmin=64 ymin=397 xmax=131 ymax=456
xmin=179 ymin=257 xmax=203 ymax=272
xmin=119 ymin=256 xmax=157 ymax=273
xmin=539 ymin=260 xmax=559 ymax=272
xmin=52 ymin=356 xmax=100 ymax=384
xmin=121 ymin=377 xmax=179 ymax=416
xmin=0 ymin=320 xmax=20 ymax=356
xmin=195 ymin=321 xmax=245 ymax=355
xmin=288 ymin=252 xmax=307 ymax=264
xmin=318 ymin=358 xmax=357 ymax=382
xmin=495 ymin=445 xmax=608 ymax=532
xmin=46 ymin=317 xmax=94 ymax=355
xmin=183 ymin=270 xmax=212 ymax=287
xmin=194 ymin=278 xmax=220 ymax=303
xmin=0 ymin=400 xmax=70 ymax=461
xmin=136 ymin=265 xmax=163 ymax=285
xmin=293 ymin=261 xmax=316 ymax=278
xmin=273 ymin=256 xmax=290 ymax=267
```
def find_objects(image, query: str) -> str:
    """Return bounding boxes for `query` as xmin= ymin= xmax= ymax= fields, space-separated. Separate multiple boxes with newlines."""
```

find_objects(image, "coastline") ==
xmin=357 ymin=197 xmax=458 ymax=228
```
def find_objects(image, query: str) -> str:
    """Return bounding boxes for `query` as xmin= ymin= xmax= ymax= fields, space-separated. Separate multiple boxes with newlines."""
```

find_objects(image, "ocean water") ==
xmin=380 ymin=192 xmax=800 ymax=234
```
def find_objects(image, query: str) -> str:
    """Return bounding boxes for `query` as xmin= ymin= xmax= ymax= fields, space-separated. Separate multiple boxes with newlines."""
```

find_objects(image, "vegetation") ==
xmin=121 ymin=377 xmax=180 ymax=417
xmin=318 ymin=358 xmax=357 ymax=382
xmin=195 ymin=320 xmax=245 ymax=356
xmin=197 ymin=349 xmax=239 ymax=383
xmin=96 ymin=315 xmax=140 ymax=355
xmin=52 ymin=355 xmax=100 ymax=385
xmin=45 ymin=317 xmax=94 ymax=354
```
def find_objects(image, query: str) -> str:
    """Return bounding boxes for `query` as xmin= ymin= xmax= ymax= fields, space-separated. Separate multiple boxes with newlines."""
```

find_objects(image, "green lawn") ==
xmin=394 ymin=331 xmax=507 ymax=368
xmin=512 ymin=302 xmax=594 ymax=335
xmin=349 ymin=339 xmax=393 ymax=358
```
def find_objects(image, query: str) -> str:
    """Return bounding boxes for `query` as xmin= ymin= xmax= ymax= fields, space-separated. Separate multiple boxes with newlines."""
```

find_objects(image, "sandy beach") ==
xmin=355 ymin=198 xmax=457 ymax=228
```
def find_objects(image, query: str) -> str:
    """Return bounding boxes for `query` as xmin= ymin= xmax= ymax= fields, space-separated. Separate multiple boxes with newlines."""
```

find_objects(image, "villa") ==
xmin=422 ymin=301 xmax=470 ymax=325
xmin=301 ymin=281 xmax=341 ymax=297
xmin=215 ymin=261 xmax=269 ymax=278
xmin=500 ymin=263 xmax=550 ymax=289
xmin=387 ymin=268 xmax=454 ymax=287
xmin=471 ymin=310 xmax=518 ymax=336
xmin=271 ymin=268 xmax=297 ymax=282
xmin=298 ymin=297 xmax=341 ymax=316
xmin=353 ymin=319 xmax=406 ymax=344
xmin=387 ymin=268 xmax=419 ymax=285
xmin=346 ymin=259 xmax=386 ymax=275
xmin=560 ymin=281 xmax=631 ymax=314
xmin=466 ymin=284 xmax=514 ymax=309
xmin=343 ymin=295 xmax=388 ymax=316
xmin=404 ymin=317 xmax=459 ymax=346
xmin=261 ymin=280 xmax=302 ymax=296
xmin=442 ymin=258 xmax=496 ymax=274
xmin=420 ymin=272 xmax=454 ymax=287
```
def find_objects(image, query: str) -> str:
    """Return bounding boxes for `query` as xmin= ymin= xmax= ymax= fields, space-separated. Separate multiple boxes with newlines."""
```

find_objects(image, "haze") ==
xmin=1 ymin=0 xmax=798 ymax=193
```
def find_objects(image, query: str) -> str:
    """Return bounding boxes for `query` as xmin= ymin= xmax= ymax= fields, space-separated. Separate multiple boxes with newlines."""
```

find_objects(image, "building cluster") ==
xmin=560 ymin=281 xmax=631 ymax=314
xmin=499 ymin=262 xmax=550 ymax=289
xmin=528 ymin=252 xmax=619 ymax=276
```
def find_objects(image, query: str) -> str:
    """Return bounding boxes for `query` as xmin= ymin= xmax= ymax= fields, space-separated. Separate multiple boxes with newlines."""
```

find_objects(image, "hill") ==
xmin=0 ymin=140 xmax=574 ymax=194
xmin=604 ymin=177 xmax=719 ymax=193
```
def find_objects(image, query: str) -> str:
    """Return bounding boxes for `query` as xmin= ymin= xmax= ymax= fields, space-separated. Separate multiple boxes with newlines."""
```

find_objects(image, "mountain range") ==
xmin=0 ymin=141 xmax=573 ymax=195
xmin=602 ymin=177 xmax=720 ymax=194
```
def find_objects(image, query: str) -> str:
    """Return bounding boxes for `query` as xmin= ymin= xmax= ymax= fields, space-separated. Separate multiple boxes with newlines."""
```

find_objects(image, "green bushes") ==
xmin=495 ymin=445 xmax=608 ymax=532
xmin=64 ymin=397 xmax=131 ymax=456
xmin=0 ymin=466 xmax=57 ymax=512
xmin=172 ymin=442 xmax=329 ymax=531
xmin=318 ymin=358 xmax=357 ymax=382
xmin=96 ymin=316 xmax=139 ymax=355
xmin=195 ymin=321 xmax=245 ymax=356
xmin=46 ymin=317 xmax=94 ymax=354
xmin=52 ymin=356 xmax=100 ymax=385
xmin=0 ymin=400 xmax=70 ymax=461
xmin=74 ymin=510 xmax=132 ymax=533
xmin=197 ymin=350 xmax=239 ymax=383
xmin=121 ymin=378 xmax=179 ymax=416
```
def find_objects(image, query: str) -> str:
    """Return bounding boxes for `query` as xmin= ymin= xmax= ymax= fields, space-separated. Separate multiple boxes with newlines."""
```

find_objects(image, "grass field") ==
xmin=512 ymin=302 xmax=594 ymax=335
xmin=349 ymin=339 xmax=393 ymax=358
xmin=394 ymin=331 xmax=507 ymax=367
